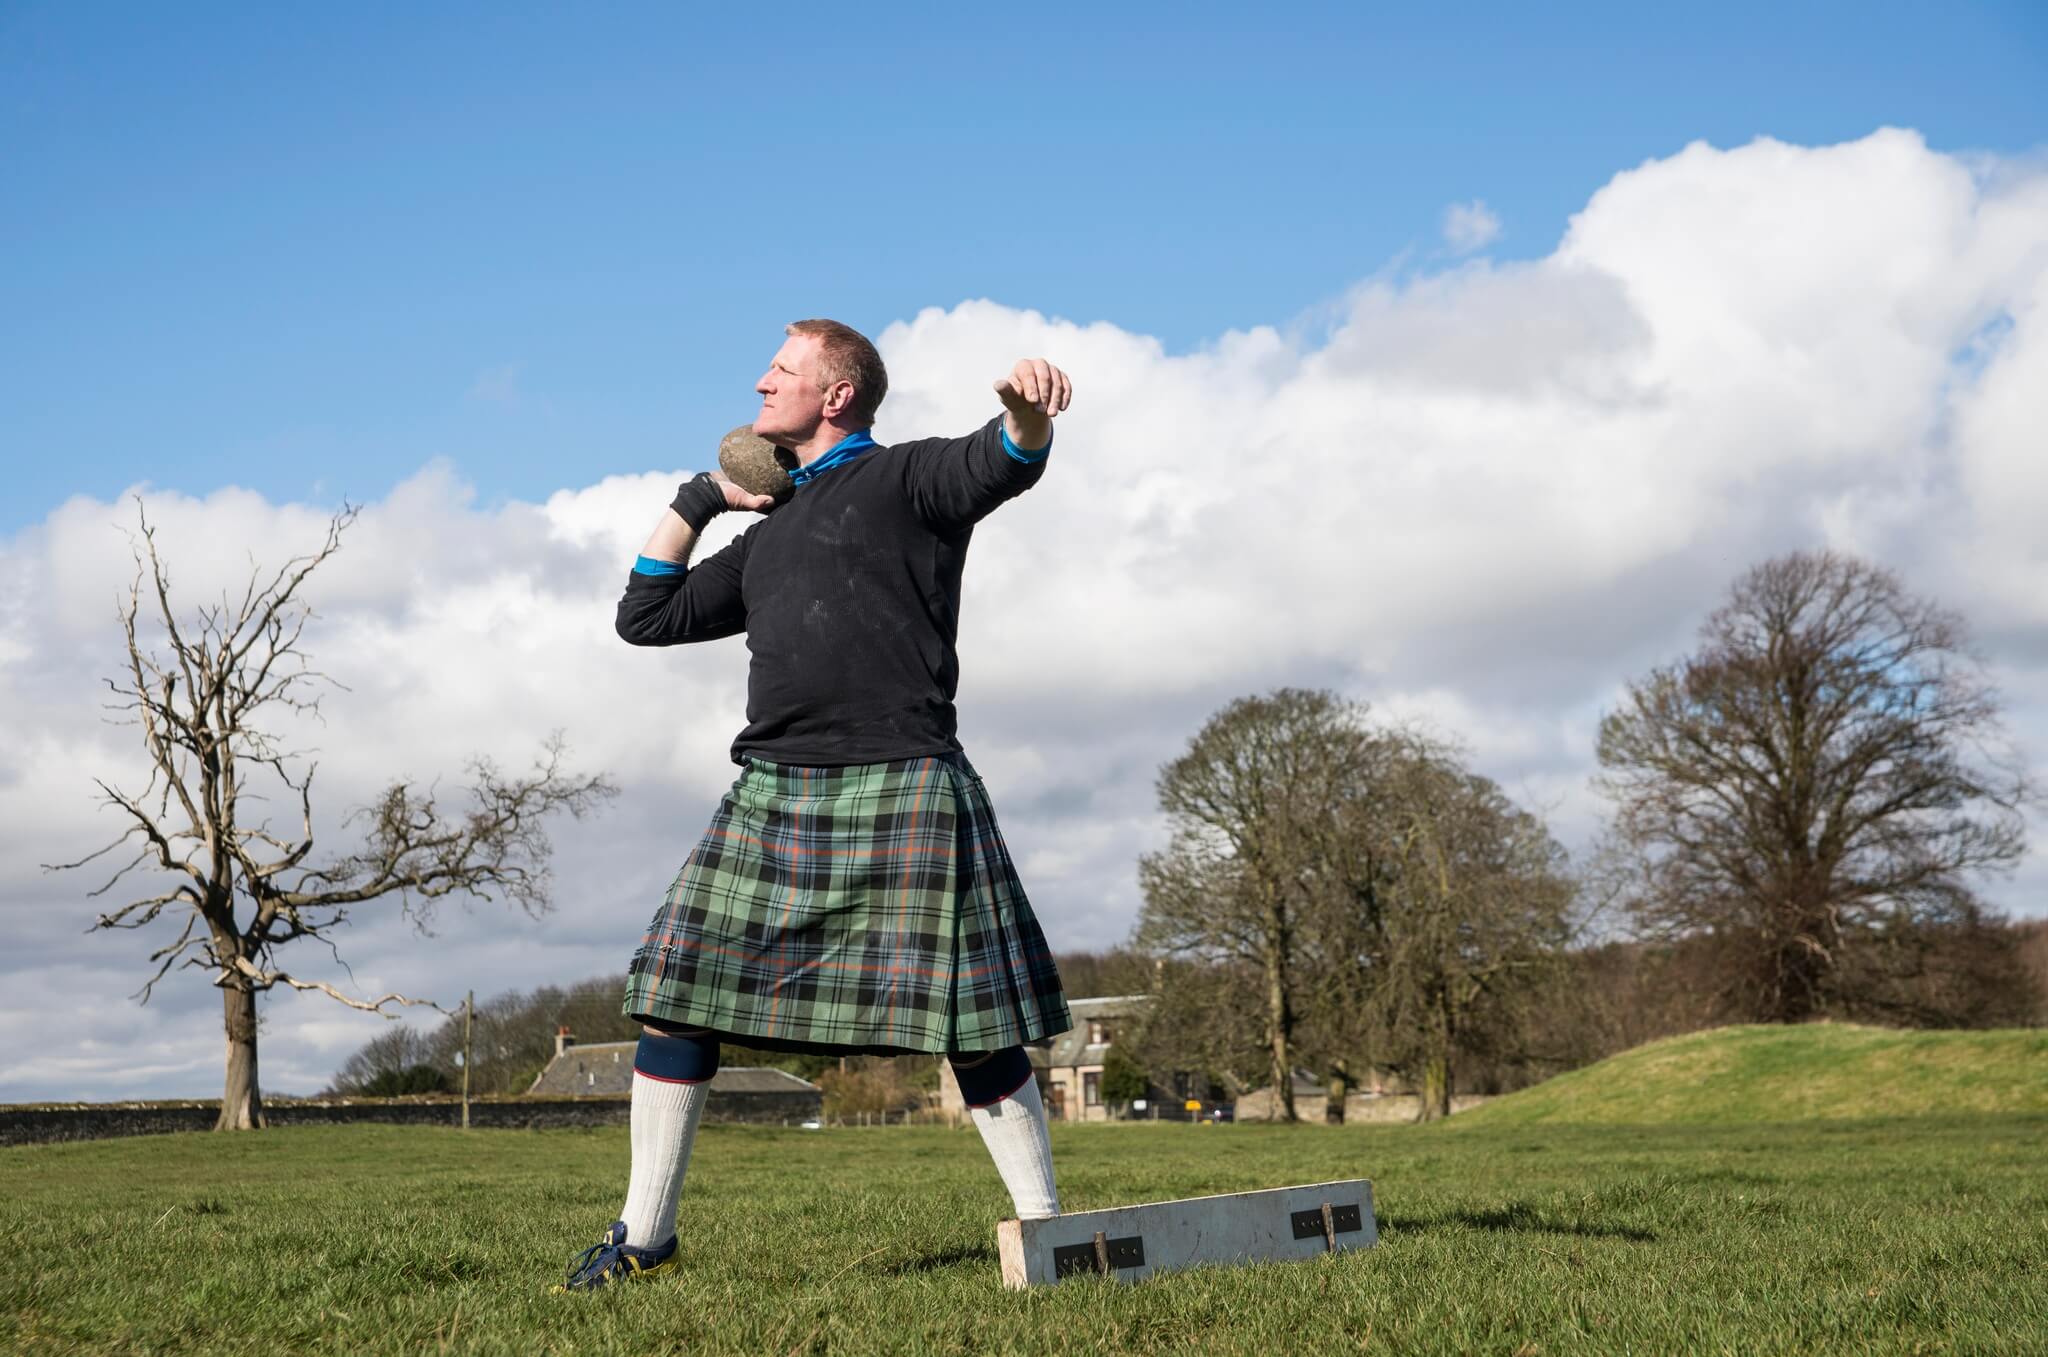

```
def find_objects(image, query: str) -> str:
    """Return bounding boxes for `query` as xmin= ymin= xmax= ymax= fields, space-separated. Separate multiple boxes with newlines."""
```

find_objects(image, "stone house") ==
xmin=528 ymin=1031 xmax=822 ymax=1125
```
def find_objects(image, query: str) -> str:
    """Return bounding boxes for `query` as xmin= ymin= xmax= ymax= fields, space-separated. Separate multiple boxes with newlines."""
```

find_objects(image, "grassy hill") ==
xmin=1458 ymin=1023 xmax=2048 ymax=1126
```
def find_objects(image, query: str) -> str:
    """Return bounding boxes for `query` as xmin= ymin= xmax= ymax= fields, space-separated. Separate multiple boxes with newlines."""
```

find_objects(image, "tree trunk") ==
xmin=1263 ymin=904 xmax=1295 ymax=1123
xmin=1417 ymin=1054 xmax=1449 ymax=1122
xmin=217 ymin=979 xmax=265 ymax=1131
xmin=1417 ymin=999 xmax=1453 ymax=1122
xmin=1766 ymin=922 xmax=1830 ymax=1023
xmin=1325 ymin=1058 xmax=1350 ymax=1125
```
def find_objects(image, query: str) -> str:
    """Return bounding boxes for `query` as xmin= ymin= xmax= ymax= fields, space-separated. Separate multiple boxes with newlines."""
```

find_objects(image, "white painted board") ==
xmin=996 ymin=1178 xmax=1377 ymax=1288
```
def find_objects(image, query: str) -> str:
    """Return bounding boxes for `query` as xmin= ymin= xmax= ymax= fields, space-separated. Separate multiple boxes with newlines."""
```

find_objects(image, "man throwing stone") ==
xmin=561 ymin=318 xmax=1074 ymax=1289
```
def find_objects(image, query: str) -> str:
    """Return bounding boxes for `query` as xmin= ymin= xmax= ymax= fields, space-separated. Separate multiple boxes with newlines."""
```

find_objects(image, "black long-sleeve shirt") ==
xmin=615 ymin=416 xmax=1049 ymax=766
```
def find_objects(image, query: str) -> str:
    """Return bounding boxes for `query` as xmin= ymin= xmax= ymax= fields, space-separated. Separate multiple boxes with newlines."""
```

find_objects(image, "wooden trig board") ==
xmin=996 ymin=1178 xmax=1377 ymax=1288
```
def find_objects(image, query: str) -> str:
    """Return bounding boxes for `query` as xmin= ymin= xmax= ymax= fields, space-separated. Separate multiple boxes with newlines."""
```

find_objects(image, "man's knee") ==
xmin=633 ymin=1023 xmax=721 ymax=1084
xmin=950 ymin=1046 xmax=1033 ymax=1106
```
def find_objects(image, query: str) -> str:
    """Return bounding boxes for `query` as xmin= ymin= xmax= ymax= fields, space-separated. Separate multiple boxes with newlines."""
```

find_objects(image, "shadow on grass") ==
xmin=1381 ymin=1202 xmax=1657 ymax=1242
xmin=887 ymin=1243 xmax=997 ymax=1275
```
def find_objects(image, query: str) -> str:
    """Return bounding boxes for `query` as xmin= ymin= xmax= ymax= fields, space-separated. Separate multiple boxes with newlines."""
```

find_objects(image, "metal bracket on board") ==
xmin=1053 ymin=1231 xmax=1147 ymax=1277
xmin=1290 ymin=1201 xmax=1365 ymax=1250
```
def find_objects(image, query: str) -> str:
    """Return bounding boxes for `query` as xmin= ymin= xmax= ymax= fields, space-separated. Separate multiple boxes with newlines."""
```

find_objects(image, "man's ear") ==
xmin=822 ymin=380 xmax=856 ymax=420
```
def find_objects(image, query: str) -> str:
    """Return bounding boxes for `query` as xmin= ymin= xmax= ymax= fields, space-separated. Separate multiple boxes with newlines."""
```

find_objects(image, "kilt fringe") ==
xmin=623 ymin=754 xmax=1071 ymax=1055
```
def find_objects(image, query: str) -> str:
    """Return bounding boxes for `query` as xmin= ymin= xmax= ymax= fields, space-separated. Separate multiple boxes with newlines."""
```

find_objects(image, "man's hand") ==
xmin=642 ymin=468 xmax=776 ymax=567
xmin=710 ymin=470 xmax=778 ymax=514
xmin=994 ymin=358 xmax=1071 ymax=452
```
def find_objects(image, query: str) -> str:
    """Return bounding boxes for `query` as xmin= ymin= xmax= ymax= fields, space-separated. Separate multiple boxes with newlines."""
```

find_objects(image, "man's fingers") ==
xmin=710 ymin=471 xmax=777 ymax=513
xmin=998 ymin=375 xmax=1037 ymax=412
xmin=997 ymin=361 xmax=1072 ymax=414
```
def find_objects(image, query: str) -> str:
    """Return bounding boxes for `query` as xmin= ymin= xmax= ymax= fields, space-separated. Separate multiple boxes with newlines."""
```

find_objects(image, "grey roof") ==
xmin=527 ymin=1042 xmax=822 ymax=1097
xmin=1040 ymin=994 xmax=1153 ymax=1070
xmin=704 ymin=1067 xmax=823 ymax=1095
xmin=1066 ymin=994 xmax=1152 ymax=1014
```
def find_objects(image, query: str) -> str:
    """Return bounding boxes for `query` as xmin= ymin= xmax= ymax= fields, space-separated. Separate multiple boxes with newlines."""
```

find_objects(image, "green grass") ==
xmin=1459 ymin=1024 xmax=2048 ymax=1128
xmin=4 ymin=1115 xmax=2045 ymax=1354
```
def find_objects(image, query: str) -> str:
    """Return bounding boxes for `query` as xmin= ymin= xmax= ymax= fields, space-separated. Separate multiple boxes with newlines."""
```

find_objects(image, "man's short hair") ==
xmin=786 ymin=319 xmax=888 ymax=429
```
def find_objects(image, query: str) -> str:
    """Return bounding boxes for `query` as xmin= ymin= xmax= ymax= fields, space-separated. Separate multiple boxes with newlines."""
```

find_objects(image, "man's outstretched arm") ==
xmin=902 ymin=358 xmax=1073 ymax=529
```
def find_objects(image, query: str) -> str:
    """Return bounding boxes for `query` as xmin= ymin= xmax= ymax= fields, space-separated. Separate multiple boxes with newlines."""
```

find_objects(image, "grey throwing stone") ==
xmin=719 ymin=425 xmax=797 ymax=500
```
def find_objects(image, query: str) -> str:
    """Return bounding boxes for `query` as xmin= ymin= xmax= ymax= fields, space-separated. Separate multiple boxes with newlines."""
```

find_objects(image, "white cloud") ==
xmin=3 ymin=128 xmax=2045 ymax=1101
xmin=1442 ymin=198 xmax=1503 ymax=253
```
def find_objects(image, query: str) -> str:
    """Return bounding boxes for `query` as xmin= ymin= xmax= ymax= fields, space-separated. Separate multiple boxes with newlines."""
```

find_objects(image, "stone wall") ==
xmin=1230 ymin=1091 xmax=1491 ymax=1123
xmin=0 ymin=1091 xmax=820 ymax=1147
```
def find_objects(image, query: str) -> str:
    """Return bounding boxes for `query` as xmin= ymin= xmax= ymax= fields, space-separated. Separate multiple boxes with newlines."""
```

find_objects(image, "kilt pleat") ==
xmin=622 ymin=753 xmax=1071 ymax=1055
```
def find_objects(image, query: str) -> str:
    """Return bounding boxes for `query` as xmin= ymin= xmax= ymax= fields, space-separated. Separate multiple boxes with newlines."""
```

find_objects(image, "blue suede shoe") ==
xmin=557 ymin=1220 xmax=678 ymax=1291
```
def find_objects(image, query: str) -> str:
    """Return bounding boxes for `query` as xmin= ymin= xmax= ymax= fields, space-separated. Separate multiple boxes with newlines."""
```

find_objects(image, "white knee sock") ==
xmin=969 ymin=1074 xmax=1060 ymax=1219
xmin=619 ymin=1071 xmax=710 ymax=1248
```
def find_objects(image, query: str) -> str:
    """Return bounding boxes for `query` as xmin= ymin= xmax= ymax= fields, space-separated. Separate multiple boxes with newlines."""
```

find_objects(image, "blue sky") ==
xmin=3 ymin=1 xmax=2043 ymax=530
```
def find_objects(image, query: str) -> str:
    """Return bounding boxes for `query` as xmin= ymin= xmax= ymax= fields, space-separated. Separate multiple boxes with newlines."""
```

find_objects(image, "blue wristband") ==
xmin=1001 ymin=425 xmax=1052 ymax=464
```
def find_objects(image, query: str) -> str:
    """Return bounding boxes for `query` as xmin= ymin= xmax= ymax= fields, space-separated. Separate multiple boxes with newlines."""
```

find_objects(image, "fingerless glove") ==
xmin=669 ymin=472 xmax=727 ymax=535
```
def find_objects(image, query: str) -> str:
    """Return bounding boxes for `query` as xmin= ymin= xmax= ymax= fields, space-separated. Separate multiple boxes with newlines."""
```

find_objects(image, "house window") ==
xmin=1089 ymin=1021 xmax=1114 ymax=1045
xmin=1084 ymin=1071 xmax=1101 ymax=1106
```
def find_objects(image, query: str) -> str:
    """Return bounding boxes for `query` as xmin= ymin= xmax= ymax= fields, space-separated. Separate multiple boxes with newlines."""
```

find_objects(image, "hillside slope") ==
xmin=1457 ymin=1023 xmax=2048 ymax=1126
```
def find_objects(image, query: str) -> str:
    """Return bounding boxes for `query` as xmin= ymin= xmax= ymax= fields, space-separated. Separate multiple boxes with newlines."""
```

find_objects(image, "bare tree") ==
xmin=1597 ymin=550 xmax=2030 ymax=1023
xmin=1356 ymin=748 xmax=1577 ymax=1119
xmin=1137 ymin=689 xmax=1383 ymax=1122
xmin=49 ymin=501 xmax=616 ymax=1129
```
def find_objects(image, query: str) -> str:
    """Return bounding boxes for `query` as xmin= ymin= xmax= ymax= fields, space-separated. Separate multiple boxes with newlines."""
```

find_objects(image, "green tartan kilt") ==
xmin=622 ymin=753 xmax=1071 ymax=1055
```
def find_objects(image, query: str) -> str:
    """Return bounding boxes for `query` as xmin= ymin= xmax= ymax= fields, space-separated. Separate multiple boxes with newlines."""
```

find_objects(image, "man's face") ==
xmin=752 ymin=334 xmax=828 ymax=447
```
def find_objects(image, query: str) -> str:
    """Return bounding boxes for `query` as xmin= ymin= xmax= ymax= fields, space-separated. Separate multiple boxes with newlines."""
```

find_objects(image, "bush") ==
xmin=1102 ymin=1044 xmax=1148 ymax=1106
xmin=358 ymin=1064 xmax=453 ymax=1097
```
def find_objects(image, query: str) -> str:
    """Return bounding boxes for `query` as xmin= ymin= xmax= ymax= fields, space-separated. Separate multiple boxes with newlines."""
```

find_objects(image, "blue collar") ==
xmin=790 ymin=429 xmax=878 ymax=488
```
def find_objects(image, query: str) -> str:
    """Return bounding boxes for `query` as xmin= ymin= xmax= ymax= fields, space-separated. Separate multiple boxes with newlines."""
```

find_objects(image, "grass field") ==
xmin=4 ymin=1111 xmax=2045 ymax=1355
xmin=1458 ymin=1024 xmax=2048 ymax=1127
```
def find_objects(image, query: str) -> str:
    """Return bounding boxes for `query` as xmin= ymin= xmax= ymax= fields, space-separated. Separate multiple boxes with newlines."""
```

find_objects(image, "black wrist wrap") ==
xmin=670 ymin=473 xmax=726 ymax=534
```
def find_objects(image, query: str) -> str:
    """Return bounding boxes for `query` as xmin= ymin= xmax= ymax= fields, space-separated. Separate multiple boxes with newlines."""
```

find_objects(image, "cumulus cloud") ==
xmin=1442 ymin=199 xmax=1503 ymax=253
xmin=3 ymin=128 xmax=2045 ymax=1101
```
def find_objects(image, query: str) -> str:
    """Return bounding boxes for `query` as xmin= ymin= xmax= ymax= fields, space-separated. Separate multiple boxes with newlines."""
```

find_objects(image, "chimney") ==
xmin=555 ymin=1026 xmax=576 ymax=1058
